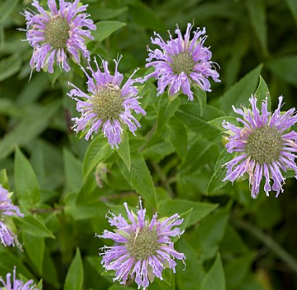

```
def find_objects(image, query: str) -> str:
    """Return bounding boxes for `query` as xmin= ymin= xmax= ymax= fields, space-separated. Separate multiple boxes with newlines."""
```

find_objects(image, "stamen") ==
xmin=127 ymin=227 xmax=159 ymax=260
xmin=170 ymin=52 xmax=195 ymax=75
xmin=245 ymin=126 xmax=283 ymax=164
xmin=44 ymin=15 xmax=70 ymax=49
xmin=92 ymin=84 xmax=123 ymax=120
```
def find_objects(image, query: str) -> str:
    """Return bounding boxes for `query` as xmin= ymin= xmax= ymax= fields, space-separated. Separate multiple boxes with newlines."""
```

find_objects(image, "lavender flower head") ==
xmin=0 ymin=185 xmax=24 ymax=248
xmin=23 ymin=0 xmax=96 ymax=73
xmin=223 ymin=95 xmax=297 ymax=198
xmin=0 ymin=267 xmax=38 ymax=290
xmin=145 ymin=23 xmax=220 ymax=100
xmin=68 ymin=57 xmax=146 ymax=148
xmin=97 ymin=200 xmax=185 ymax=289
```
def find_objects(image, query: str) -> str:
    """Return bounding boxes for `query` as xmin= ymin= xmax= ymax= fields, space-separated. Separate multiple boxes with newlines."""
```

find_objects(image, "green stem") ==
xmin=232 ymin=218 xmax=297 ymax=273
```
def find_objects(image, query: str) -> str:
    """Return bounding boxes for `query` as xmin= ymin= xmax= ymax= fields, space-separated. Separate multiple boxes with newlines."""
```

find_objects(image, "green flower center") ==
xmin=245 ymin=126 xmax=283 ymax=165
xmin=127 ymin=227 xmax=159 ymax=260
xmin=92 ymin=85 xmax=123 ymax=120
xmin=44 ymin=16 xmax=70 ymax=49
xmin=171 ymin=52 xmax=195 ymax=75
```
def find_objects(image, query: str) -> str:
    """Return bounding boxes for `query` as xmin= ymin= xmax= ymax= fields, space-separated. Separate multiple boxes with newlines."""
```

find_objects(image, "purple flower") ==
xmin=22 ymin=0 xmax=96 ymax=73
xmin=68 ymin=57 xmax=146 ymax=148
xmin=0 ymin=185 xmax=24 ymax=248
xmin=96 ymin=200 xmax=185 ymax=289
xmin=145 ymin=23 xmax=220 ymax=100
xmin=223 ymin=95 xmax=297 ymax=198
xmin=0 ymin=267 xmax=38 ymax=290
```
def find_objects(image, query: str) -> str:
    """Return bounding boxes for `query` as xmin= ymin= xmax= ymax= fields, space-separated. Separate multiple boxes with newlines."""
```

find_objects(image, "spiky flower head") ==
xmin=97 ymin=200 xmax=185 ymax=289
xmin=22 ymin=0 xmax=96 ymax=73
xmin=145 ymin=23 xmax=220 ymax=100
xmin=223 ymin=95 xmax=297 ymax=198
xmin=0 ymin=185 xmax=24 ymax=248
xmin=0 ymin=267 xmax=38 ymax=290
xmin=68 ymin=57 xmax=146 ymax=148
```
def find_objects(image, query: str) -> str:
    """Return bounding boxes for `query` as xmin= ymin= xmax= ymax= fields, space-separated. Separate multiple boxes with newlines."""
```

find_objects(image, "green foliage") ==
xmin=1 ymin=0 xmax=297 ymax=289
xmin=64 ymin=248 xmax=84 ymax=290
xmin=201 ymin=254 xmax=226 ymax=290
xmin=94 ymin=21 xmax=127 ymax=42
xmin=14 ymin=148 xmax=40 ymax=208
xmin=219 ymin=65 xmax=263 ymax=114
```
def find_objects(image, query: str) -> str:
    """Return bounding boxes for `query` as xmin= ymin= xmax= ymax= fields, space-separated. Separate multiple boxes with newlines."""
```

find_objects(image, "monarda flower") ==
xmin=97 ymin=201 xmax=185 ymax=289
xmin=223 ymin=95 xmax=297 ymax=198
xmin=145 ymin=23 xmax=220 ymax=100
xmin=68 ymin=57 xmax=146 ymax=148
xmin=0 ymin=185 xmax=24 ymax=248
xmin=22 ymin=0 xmax=96 ymax=73
xmin=0 ymin=267 xmax=38 ymax=290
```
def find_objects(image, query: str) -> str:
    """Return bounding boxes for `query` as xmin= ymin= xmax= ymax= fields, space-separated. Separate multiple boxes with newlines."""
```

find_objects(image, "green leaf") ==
xmin=157 ymin=95 xmax=180 ymax=130
xmin=266 ymin=55 xmax=297 ymax=87
xmin=167 ymin=117 xmax=187 ymax=159
xmin=201 ymin=254 xmax=226 ymax=290
xmin=77 ymin=169 xmax=100 ymax=204
xmin=158 ymin=199 xmax=218 ymax=228
xmin=142 ymin=140 xmax=175 ymax=162
xmin=188 ymin=207 xmax=229 ymax=260
xmin=23 ymin=233 xmax=44 ymax=275
xmin=42 ymin=249 xmax=61 ymax=289
xmin=176 ymin=238 xmax=205 ymax=290
xmin=193 ymin=85 xmax=207 ymax=116
xmin=207 ymin=148 xmax=235 ymax=194
xmin=64 ymin=248 xmax=84 ymax=290
xmin=65 ymin=202 xmax=108 ymax=220
xmin=225 ymin=253 xmax=255 ymax=290
xmin=286 ymin=0 xmax=297 ymax=24
xmin=116 ymin=130 xmax=131 ymax=171
xmin=246 ymin=0 xmax=268 ymax=56
xmin=118 ymin=154 xmax=156 ymax=207
xmin=219 ymin=64 xmax=263 ymax=114
xmin=0 ymin=101 xmax=60 ymax=160
xmin=83 ymin=135 xmax=113 ymax=177
xmin=220 ymin=225 xmax=249 ymax=255
xmin=63 ymin=148 xmax=83 ymax=193
xmin=14 ymin=148 xmax=40 ymax=208
xmin=208 ymin=116 xmax=239 ymax=132
xmin=176 ymin=104 xmax=220 ymax=141
xmin=0 ymin=0 xmax=19 ymax=24
xmin=0 ymin=53 xmax=21 ymax=81
xmin=17 ymin=73 xmax=49 ymax=105
xmin=14 ymin=215 xmax=55 ymax=239
xmin=86 ymin=256 xmax=104 ymax=276
xmin=0 ymin=169 xmax=9 ymax=189
xmin=129 ymin=1 xmax=165 ymax=30
xmin=91 ymin=7 xmax=128 ymax=21
xmin=94 ymin=21 xmax=126 ymax=42
xmin=255 ymin=75 xmax=271 ymax=110
xmin=155 ymin=268 xmax=175 ymax=290
xmin=47 ymin=67 xmax=62 ymax=86
xmin=36 ymin=279 xmax=43 ymax=290
xmin=0 ymin=249 xmax=34 ymax=279
xmin=179 ymin=138 xmax=218 ymax=176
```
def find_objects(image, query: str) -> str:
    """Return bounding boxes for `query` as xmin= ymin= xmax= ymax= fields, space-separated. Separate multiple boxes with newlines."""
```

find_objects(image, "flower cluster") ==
xmin=23 ymin=0 xmax=96 ymax=73
xmin=97 ymin=201 xmax=185 ymax=289
xmin=23 ymin=6 xmax=221 ymax=146
xmin=223 ymin=96 xmax=297 ymax=198
xmin=68 ymin=57 xmax=146 ymax=148
xmin=0 ymin=267 xmax=38 ymax=290
xmin=0 ymin=185 xmax=23 ymax=248
xmin=145 ymin=23 xmax=220 ymax=100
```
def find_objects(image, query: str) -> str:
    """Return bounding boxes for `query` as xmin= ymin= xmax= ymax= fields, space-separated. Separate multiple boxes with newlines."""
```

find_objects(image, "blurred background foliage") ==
xmin=0 ymin=0 xmax=297 ymax=289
